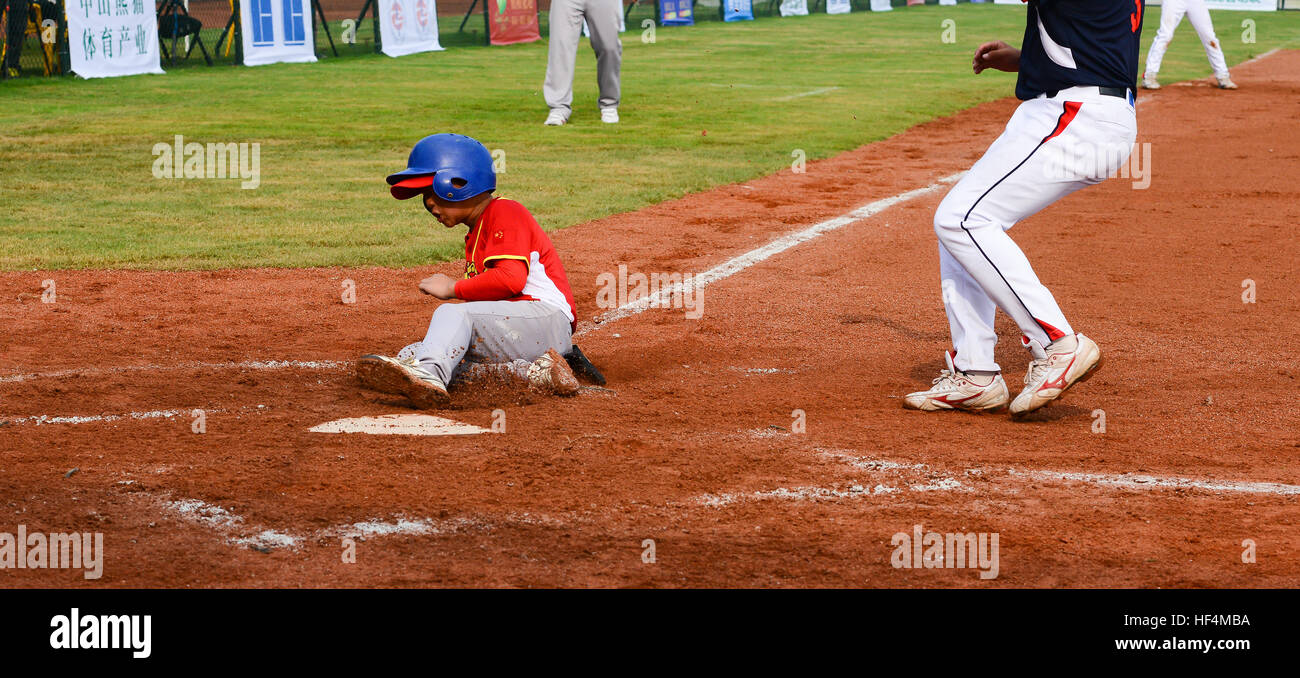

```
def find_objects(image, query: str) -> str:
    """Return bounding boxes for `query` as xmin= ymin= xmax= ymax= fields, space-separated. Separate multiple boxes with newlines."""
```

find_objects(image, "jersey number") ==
xmin=1130 ymin=0 xmax=1141 ymax=32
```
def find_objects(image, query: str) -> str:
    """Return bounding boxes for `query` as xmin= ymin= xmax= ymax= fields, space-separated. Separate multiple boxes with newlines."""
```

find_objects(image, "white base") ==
xmin=310 ymin=414 xmax=491 ymax=436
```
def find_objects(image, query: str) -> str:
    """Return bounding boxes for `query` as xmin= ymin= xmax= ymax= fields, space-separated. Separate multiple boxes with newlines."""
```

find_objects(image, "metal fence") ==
xmin=3 ymin=0 xmax=65 ymax=77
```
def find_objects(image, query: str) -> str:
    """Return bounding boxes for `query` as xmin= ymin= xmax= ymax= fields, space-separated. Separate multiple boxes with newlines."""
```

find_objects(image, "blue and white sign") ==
xmin=241 ymin=0 xmax=317 ymax=66
xmin=658 ymin=0 xmax=694 ymax=25
xmin=722 ymin=0 xmax=754 ymax=21
xmin=826 ymin=0 xmax=851 ymax=14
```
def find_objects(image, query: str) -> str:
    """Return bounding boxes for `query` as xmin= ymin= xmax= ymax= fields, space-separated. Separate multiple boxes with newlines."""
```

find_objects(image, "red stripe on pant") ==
xmin=1034 ymin=318 xmax=1068 ymax=343
xmin=1041 ymin=101 xmax=1082 ymax=144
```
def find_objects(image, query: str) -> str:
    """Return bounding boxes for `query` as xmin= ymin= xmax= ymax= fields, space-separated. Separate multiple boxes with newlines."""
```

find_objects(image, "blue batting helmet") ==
xmin=386 ymin=133 xmax=496 ymax=201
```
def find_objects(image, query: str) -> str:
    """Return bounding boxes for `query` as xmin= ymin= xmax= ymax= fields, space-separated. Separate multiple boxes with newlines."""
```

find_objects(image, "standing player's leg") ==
xmin=1142 ymin=0 xmax=1188 ymax=89
xmin=583 ymin=0 xmax=623 ymax=122
xmin=934 ymin=100 xmax=1082 ymax=350
xmin=928 ymin=93 xmax=1135 ymax=414
xmin=1184 ymin=0 xmax=1235 ymax=88
xmin=543 ymin=0 xmax=587 ymax=125
xmin=902 ymin=243 xmax=1010 ymax=412
xmin=940 ymin=243 xmax=1000 ymax=374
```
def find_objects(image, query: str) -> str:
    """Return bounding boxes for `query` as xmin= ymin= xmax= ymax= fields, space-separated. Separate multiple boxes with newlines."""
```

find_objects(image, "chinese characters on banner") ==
xmin=240 ymin=0 xmax=317 ymax=66
xmin=378 ymin=0 xmax=444 ymax=57
xmin=486 ymin=0 xmax=540 ymax=46
xmin=66 ymin=0 xmax=164 ymax=78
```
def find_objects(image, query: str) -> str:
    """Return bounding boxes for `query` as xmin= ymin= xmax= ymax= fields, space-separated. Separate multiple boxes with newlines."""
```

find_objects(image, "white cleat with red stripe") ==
xmin=903 ymin=351 xmax=1010 ymax=412
xmin=1010 ymin=333 xmax=1102 ymax=417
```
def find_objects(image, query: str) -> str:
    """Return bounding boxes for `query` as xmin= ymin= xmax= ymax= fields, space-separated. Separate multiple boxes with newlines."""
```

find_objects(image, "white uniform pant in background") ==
xmin=1144 ymin=0 xmax=1230 ymax=79
xmin=544 ymin=0 xmax=623 ymax=115
xmin=934 ymin=88 xmax=1136 ymax=373
xmin=415 ymin=300 xmax=573 ymax=385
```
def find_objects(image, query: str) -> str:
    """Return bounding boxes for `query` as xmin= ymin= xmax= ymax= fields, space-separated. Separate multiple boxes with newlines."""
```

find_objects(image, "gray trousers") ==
xmin=415 ymin=300 xmax=573 ymax=385
xmin=543 ymin=0 xmax=622 ymax=115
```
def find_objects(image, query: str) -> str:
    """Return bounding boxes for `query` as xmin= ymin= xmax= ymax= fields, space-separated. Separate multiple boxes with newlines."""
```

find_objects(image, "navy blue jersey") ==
xmin=1016 ymin=0 xmax=1144 ymax=100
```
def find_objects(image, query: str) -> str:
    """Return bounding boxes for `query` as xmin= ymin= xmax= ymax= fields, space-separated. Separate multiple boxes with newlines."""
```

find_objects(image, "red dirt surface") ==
xmin=2 ymin=52 xmax=1298 ymax=588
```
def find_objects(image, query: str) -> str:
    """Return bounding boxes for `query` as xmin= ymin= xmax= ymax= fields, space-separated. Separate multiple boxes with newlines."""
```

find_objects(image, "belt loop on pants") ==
xmin=1038 ymin=86 xmax=1135 ymax=106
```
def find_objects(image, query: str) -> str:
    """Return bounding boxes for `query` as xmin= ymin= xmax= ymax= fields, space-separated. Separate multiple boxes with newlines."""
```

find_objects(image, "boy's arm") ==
xmin=417 ymin=260 xmax=528 ymax=300
xmin=453 ymin=259 xmax=528 ymax=300
xmin=450 ymin=259 xmax=529 ymax=300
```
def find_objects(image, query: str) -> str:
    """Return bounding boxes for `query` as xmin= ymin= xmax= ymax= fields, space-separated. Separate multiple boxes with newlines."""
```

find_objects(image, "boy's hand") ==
xmin=973 ymin=41 xmax=1020 ymax=74
xmin=418 ymin=273 xmax=458 ymax=299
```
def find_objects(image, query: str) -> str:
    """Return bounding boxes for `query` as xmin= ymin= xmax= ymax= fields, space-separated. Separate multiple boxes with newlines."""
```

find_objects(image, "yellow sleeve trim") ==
xmin=483 ymin=254 xmax=530 ymax=268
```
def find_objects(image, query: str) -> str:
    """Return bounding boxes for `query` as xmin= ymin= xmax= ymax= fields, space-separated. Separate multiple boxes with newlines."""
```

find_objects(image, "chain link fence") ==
xmin=3 ymin=0 xmax=66 ymax=77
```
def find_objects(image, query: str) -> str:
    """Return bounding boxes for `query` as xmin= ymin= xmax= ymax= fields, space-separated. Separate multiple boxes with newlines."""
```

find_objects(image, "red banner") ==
xmin=486 ymin=0 xmax=541 ymax=46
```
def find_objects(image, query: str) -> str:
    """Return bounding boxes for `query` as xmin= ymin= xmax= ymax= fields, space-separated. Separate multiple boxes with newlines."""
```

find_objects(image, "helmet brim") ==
xmin=385 ymin=166 xmax=439 ymax=184
xmin=388 ymin=174 xmax=435 ymax=200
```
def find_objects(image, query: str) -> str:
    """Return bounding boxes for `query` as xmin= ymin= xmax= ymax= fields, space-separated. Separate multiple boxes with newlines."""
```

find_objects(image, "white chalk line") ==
xmin=155 ymin=494 xmax=494 ymax=551
xmin=1008 ymin=468 xmax=1300 ymax=497
xmin=146 ymin=448 xmax=1300 ymax=551
xmin=150 ymin=488 xmax=575 ymax=552
xmin=577 ymin=172 xmax=964 ymax=334
xmin=7 ymin=408 xmax=192 ymax=426
xmin=1239 ymin=47 xmax=1281 ymax=68
xmin=693 ymin=449 xmax=1300 ymax=509
xmin=3 ymin=405 xmax=273 ymax=427
xmin=773 ymin=86 xmax=842 ymax=101
xmin=0 ymin=359 xmax=346 ymax=385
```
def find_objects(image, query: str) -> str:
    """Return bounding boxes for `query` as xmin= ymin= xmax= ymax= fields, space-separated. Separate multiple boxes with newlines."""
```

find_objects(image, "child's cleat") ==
xmin=1009 ymin=334 xmax=1102 ymax=417
xmin=355 ymin=354 xmax=450 ymax=409
xmin=544 ymin=110 xmax=568 ymax=126
xmin=600 ymin=107 xmax=619 ymax=124
xmin=1216 ymin=75 xmax=1237 ymax=90
xmin=528 ymin=349 xmax=580 ymax=396
xmin=1141 ymin=74 xmax=1160 ymax=90
xmin=903 ymin=351 xmax=1010 ymax=412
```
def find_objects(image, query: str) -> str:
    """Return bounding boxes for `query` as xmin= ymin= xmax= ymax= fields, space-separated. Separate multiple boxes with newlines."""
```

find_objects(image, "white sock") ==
xmin=1048 ymin=334 xmax=1078 ymax=352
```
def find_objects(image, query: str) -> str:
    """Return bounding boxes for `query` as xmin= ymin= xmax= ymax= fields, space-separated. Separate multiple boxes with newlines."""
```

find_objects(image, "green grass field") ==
xmin=1 ymin=5 xmax=1296 ymax=271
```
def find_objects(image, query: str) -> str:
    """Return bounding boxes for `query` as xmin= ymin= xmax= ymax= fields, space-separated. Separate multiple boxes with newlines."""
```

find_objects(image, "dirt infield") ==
xmin=3 ymin=50 xmax=1298 ymax=588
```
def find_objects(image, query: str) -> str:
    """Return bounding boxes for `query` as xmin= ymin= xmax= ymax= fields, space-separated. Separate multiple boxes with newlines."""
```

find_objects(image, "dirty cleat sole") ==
xmin=355 ymin=354 xmax=450 ymax=409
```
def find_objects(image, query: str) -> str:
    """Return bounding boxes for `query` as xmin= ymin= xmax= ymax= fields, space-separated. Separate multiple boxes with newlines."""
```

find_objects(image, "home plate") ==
xmin=310 ymin=414 xmax=493 ymax=436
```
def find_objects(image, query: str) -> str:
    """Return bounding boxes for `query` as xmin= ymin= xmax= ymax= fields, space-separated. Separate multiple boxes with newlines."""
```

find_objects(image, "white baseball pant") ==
xmin=1144 ymin=0 xmax=1230 ymax=79
xmin=934 ymin=87 xmax=1136 ymax=373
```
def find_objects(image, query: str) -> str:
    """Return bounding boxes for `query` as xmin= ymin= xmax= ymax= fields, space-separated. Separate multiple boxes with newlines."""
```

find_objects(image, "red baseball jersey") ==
xmin=460 ymin=198 xmax=577 ymax=328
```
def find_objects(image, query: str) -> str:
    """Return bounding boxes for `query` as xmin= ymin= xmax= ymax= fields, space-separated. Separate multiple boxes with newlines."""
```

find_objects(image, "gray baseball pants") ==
xmin=543 ymin=0 xmax=622 ymax=116
xmin=414 ymin=300 xmax=573 ymax=385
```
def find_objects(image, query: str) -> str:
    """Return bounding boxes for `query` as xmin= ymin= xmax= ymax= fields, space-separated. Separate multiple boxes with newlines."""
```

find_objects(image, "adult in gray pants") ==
xmin=543 ymin=0 xmax=623 ymax=125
